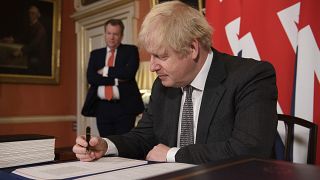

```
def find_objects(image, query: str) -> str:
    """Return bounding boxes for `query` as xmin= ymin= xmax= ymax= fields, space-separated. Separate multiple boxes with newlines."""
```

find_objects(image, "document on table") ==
xmin=75 ymin=162 xmax=196 ymax=180
xmin=13 ymin=157 xmax=147 ymax=179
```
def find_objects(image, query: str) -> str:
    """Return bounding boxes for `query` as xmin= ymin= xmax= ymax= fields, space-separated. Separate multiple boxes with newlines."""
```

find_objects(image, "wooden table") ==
xmin=147 ymin=158 xmax=320 ymax=180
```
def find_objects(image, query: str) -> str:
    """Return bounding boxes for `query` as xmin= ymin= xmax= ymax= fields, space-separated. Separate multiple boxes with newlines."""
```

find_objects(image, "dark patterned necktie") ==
xmin=180 ymin=85 xmax=194 ymax=147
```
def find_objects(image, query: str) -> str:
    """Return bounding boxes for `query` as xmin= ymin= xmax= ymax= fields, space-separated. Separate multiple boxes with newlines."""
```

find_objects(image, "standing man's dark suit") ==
xmin=108 ymin=48 xmax=278 ymax=164
xmin=82 ymin=19 xmax=144 ymax=137
xmin=83 ymin=44 xmax=144 ymax=136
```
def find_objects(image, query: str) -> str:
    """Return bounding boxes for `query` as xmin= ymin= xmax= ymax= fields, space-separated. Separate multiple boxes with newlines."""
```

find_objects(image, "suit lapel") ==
xmin=164 ymin=88 xmax=182 ymax=146
xmin=98 ymin=48 xmax=107 ymax=68
xmin=114 ymin=44 xmax=123 ymax=66
xmin=196 ymin=50 xmax=227 ymax=144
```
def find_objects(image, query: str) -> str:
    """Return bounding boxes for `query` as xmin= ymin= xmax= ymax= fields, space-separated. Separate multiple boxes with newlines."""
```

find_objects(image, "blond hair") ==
xmin=138 ymin=1 xmax=212 ymax=57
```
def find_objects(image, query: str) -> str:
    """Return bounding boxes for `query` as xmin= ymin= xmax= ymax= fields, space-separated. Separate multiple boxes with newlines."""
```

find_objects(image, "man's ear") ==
xmin=120 ymin=35 xmax=124 ymax=42
xmin=190 ymin=39 xmax=199 ymax=60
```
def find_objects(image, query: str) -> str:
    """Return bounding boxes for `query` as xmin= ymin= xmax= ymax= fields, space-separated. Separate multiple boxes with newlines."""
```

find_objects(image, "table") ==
xmin=147 ymin=158 xmax=320 ymax=180
xmin=2 ymin=156 xmax=320 ymax=180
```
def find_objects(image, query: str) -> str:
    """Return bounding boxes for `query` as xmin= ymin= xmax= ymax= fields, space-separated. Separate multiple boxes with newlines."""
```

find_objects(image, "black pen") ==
xmin=86 ymin=126 xmax=91 ymax=151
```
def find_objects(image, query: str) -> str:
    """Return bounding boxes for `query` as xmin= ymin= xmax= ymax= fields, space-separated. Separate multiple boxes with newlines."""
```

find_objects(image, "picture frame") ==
xmin=0 ymin=0 xmax=61 ymax=84
xmin=81 ymin=0 xmax=101 ymax=6
xmin=151 ymin=0 xmax=204 ymax=12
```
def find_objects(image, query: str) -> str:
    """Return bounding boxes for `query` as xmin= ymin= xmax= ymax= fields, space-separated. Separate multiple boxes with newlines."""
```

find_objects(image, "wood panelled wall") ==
xmin=0 ymin=0 xmax=151 ymax=148
xmin=0 ymin=0 xmax=77 ymax=148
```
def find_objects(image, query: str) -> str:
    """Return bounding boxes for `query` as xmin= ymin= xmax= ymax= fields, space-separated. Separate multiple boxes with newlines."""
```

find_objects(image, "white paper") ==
xmin=76 ymin=162 xmax=196 ymax=180
xmin=13 ymin=157 xmax=147 ymax=179
xmin=0 ymin=139 xmax=55 ymax=168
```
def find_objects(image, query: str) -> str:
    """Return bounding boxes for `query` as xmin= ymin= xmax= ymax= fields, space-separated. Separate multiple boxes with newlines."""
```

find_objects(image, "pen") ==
xmin=86 ymin=126 xmax=91 ymax=151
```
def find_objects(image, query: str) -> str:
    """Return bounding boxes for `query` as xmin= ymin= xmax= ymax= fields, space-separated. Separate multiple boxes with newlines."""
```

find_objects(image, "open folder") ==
xmin=13 ymin=157 xmax=196 ymax=179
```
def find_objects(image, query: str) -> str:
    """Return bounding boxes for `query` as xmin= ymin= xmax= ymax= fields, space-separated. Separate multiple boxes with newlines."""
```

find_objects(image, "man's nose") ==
xmin=150 ymin=58 xmax=160 ymax=72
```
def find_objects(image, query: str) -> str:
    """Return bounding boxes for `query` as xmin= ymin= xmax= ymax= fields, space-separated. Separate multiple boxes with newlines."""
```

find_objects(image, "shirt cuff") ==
xmin=102 ymin=138 xmax=119 ymax=156
xmin=166 ymin=147 xmax=179 ymax=162
xmin=115 ymin=78 xmax=119 ymax=86
xmin=103 ymin=67 xmax=109 ymax=77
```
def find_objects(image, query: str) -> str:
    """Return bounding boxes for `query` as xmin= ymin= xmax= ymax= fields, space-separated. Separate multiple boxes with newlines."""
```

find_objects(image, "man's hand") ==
xmin=97 ymin=68 xmax=103 ymax=75
xmin=146 ymin=144 xmax=170 ymax=162
xmin=72 ymin=136 xmax=108 ymax=162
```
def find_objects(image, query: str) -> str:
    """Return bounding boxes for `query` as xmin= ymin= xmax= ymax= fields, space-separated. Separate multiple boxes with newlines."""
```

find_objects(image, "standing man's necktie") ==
xmin=180 ymin=85 xmax=194 ymax=147
xmin=105 ymin=49 xmax=115 ymax=100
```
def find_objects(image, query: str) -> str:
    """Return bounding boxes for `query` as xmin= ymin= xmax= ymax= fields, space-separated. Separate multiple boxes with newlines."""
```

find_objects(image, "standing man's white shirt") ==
xmin=97 ymin=47 xmax=120 ymax=100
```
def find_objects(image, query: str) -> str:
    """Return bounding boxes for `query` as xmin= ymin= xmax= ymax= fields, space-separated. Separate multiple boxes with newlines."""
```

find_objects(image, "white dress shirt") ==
xmin=97 ymin=47 xmax=120 ymax=100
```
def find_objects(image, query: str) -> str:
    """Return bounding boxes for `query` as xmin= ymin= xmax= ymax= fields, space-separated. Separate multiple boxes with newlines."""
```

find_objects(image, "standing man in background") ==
xmin=82 ymin=19 xmax=144 ymax=137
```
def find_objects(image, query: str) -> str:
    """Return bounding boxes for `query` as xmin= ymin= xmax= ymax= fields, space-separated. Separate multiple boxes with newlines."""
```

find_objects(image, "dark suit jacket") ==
xmin=108 ymin=48 xmax=278 ymax=164
xmin=82 ymin=44 xmax=144 ymax=116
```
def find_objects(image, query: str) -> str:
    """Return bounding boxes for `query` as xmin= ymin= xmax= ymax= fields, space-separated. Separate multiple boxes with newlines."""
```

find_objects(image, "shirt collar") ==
xmin=189 ymin=50 xmax=213 ymax=91
xmin=106 ymin=47 xmax=117 ymax=53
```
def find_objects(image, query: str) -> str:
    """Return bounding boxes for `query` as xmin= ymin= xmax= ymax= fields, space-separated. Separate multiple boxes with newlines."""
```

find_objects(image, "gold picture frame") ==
xmin=151 ymin=0 xmax=204 ymax=12
xmin=0 ymin=0 xmax=61 ymax=84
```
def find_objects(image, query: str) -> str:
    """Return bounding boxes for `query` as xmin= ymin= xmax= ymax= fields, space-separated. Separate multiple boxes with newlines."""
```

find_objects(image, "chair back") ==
xmin=277 ymin=114 xmax=318 ymax=164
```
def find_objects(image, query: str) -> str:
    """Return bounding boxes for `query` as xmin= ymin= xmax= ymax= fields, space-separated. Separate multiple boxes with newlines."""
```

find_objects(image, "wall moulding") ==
xmin=0 ymin=115 xmax=76 ymax=124
xmin=72 ymin=0 xmax=134 ymax=21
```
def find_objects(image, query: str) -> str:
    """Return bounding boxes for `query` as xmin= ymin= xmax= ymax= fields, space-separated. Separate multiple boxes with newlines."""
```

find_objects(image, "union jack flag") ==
xmin=206 ymin=0 xmax=320 ymax=164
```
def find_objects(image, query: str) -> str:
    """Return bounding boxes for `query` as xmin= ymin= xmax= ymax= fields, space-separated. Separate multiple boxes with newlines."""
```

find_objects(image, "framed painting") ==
xmin=0 ymin=0 xmax=61 ymax=84
xmin=151 ymin=0 xmax=205 ymax=12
